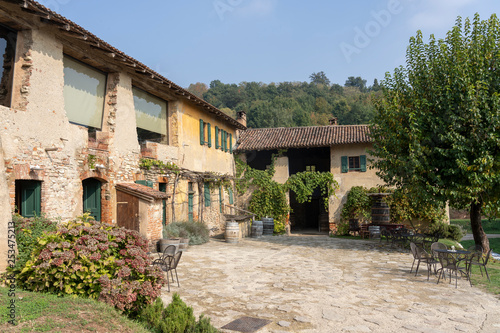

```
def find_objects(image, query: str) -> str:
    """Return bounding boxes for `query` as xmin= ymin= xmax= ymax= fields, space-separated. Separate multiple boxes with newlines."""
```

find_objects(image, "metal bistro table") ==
xmin=432 ymin=248 xmax=472 ymax=287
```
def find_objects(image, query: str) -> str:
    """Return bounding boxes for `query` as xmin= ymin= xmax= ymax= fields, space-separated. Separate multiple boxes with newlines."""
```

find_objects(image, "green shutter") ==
xmin=225 ymin=131 xmax=228 ymax=151
xmin=83 ymin=179 xmax=101 ymax=221
xmin=221 ymin=131 xmax=225 ymax=151
xmin=188 ymin=183 xmax=194 ymax=222
xmin=341 ymin=156 xmax=348 ymax=173
xmin=219 ymin=186 xmax=223 ymax=213
xmin=229 ymin=187 xmax=233 ymax=205
xmin=199 ymin=119 xmax=204 ymax=145
xmin=204 ymin=182 xmax=211 ymax=207
xmin=229 ymin=133 xmax=233 ymax=153
xmin=215 ymin=126 xmax=219 ymax=149
xmin=360 ymin=155 xmax=367 ymax=172
xmin=135 ymin=180 xmax=153 ymax=188
xmin=207 ymin=123 xmax=212 ymax=147
xmin=159 ymin=183 xmax=167 ymax=225
xmin=21 ymin=181 xmax=41 ymax=218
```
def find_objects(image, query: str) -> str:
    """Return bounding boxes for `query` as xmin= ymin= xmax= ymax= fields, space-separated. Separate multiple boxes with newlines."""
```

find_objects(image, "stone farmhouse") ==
xmin=235 ymin=119 xmax=384 ymax=234
xmin=0 ymin=0 xmax=246 ymax=270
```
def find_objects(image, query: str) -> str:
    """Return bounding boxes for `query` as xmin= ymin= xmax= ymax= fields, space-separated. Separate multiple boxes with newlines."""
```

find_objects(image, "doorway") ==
xmin=83 ymin=178 xmax=101 ymax=221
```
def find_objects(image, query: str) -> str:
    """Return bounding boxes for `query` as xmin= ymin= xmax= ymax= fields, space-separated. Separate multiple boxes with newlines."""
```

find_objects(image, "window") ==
xmin=133 ymin=87 xmax=167 ymax=143
xmin=15 ymin=180 xmax=41 ymax=218
xmin=199 ymin=119 xmax=212 ymax=147
xmin=0 ymin=24 xmax=16 ymax=107
xmin=204 ymin=182 xmax=211 ymax=207
xmin=63 ymin=56 xmax=106 ymax=129
xmin=306 ymin=165 xmax=316 ymax=172
xmin=341 ymin=155 xmax=366 ymax=173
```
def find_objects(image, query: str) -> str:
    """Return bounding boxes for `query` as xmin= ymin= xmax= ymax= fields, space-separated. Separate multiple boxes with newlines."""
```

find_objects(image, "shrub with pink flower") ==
xmin=17 ymin=216 xmax=166 ymax=317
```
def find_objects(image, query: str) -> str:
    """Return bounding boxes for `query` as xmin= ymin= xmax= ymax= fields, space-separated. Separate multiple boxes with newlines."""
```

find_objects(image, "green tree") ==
xmin=370 ymin=14 xmax=500 ymax=252
xmin=344 ymin=76 xmax=367 ymax=92
xmin=309 ymin=71 xmax=331 ymax=86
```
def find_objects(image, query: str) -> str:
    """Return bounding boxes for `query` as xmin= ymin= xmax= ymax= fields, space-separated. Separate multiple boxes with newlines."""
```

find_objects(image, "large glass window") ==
xmin=133 ymin=87 xmax=167 ymax=142
xmin=63 ymin=56 xmax=106 ymax=129
xmin=0 ymin=24 xmax=17 ymax=107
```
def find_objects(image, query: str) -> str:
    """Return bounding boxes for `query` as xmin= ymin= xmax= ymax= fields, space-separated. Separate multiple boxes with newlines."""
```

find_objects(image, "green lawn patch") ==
xmin=451 ymin=219 xmax=500 ymax=234
xmin=460 ymin=238 xmax=500 ymax=254
xmin=0 ymin=287 xmax=149 ymax=333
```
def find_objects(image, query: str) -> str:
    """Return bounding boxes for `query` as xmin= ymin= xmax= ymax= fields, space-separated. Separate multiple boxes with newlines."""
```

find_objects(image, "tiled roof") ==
xmin=116 ymin=183 xmax=169 ymax=202
xmin=12 ymin=1 xmax=245 ymax=130
xmin=235 ymin=125 xmax=372 ymax=151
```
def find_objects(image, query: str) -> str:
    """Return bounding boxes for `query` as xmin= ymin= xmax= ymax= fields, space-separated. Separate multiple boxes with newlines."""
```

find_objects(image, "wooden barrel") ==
xmin=371 ymin=199 xmax=390 ymax=224
xmin=158 ymin=238 xmax=179 ymax=253
xmin=178 ymin=237 xmax=189 ymax=251
xmin=225 ymin=220 xmax=239 ymax=243
xmin=251 ymin=220 xmax=263 ymax=238
xmin=262 ymin=217 xmax=274 ymax=235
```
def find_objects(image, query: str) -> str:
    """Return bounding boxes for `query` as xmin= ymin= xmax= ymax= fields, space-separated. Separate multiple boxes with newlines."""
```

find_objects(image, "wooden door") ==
xmin=83 ymin=178 xmax=101 ymax=221
xmin=116 ymin=190 xmax=140 ymax=232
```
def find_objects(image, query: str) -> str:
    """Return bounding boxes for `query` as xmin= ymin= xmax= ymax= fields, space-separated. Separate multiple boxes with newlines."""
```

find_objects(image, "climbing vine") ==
xmin=139 ymin=158 xmax=180 ymax=174
xmin=236 ymin=155 xmax=339 ymax=234
xmin=285 ymin=171 xmax=338 ymax=210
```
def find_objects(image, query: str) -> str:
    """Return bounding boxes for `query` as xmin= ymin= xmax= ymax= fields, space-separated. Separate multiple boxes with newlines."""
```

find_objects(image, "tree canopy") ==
xmin=195 ymin=74 xmax=380 ymax=128
xmin=370 ymin=14 xmax=500 ymax=252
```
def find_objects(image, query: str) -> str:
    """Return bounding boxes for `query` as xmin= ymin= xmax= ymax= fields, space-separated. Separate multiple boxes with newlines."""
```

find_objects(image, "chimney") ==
xmin=329 ymin=117 xmax=338 ymax=126
xmin=237 ymin=110 xmax=247 ymax=127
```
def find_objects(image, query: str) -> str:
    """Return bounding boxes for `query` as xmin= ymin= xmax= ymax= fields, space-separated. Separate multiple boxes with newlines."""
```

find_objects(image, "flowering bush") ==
xmin=17 ymin=218 xmax=166 ymax=317
xmin=11 ymin=214 xmax=58 ymax=274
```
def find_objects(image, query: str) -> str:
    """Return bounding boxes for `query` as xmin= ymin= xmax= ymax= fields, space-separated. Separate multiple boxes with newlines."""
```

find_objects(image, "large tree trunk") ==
xmin=470 ymin=200 xmax=489 ymax=253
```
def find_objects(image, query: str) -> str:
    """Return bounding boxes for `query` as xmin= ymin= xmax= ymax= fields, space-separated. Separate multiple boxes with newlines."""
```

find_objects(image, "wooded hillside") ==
xmin=187 ymin=72 xmax=380 ymax=128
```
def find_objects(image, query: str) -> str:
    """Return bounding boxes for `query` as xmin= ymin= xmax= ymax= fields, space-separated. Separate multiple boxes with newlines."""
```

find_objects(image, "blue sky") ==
xmin=40 ymin=0 xmax=500 ymax=88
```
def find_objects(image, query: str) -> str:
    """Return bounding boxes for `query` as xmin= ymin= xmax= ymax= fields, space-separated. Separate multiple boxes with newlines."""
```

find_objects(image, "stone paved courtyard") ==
xmin=159 ymin=235 xmax=500 ymax=333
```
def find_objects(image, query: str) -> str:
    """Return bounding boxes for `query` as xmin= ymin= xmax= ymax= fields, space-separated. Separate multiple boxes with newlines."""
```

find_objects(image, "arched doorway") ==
xmin=83 ymin=178 xmax=101 ymax=221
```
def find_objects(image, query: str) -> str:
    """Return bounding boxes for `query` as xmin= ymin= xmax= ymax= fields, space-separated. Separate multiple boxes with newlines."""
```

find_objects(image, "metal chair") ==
xmin=152 ymin=245 xmax=177 ymax=291
xmin=410 ymin=242 xmax=438 ymax=280
xmin=166 ymin=250 xmax=183 ymax=291
xmin=468 ymin=248 xmax=492 ymax=282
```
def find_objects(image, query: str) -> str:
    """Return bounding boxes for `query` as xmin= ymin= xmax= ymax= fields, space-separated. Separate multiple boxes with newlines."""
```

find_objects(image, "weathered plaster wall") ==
xmin=0 ymin=136 xmax=10 ymax=272
xmin=329 ymin=143 xmax=384 ymax=226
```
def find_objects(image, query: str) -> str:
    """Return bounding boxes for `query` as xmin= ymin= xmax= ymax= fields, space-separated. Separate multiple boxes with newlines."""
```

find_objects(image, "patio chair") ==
xmin=410 ymin=242 xmax=438 ymax=280
xmin=468 ymin=248 xmax=492 ymax=282
xmin=166 ymin=250 xmax=183 ymax=291
xmin=436 ymin=251 xmax=472 ymax=288
xmin=430 ymin=242 xmax=447 ymax=255
xmin=359 ymin=224 xmax=370 ymax=239
xmin=152 ymin=245 xmax=177 ymax=291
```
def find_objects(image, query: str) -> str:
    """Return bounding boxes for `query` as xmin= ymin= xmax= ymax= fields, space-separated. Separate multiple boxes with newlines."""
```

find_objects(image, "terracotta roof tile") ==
xmin=235 ymin=125 xmax=372 ymax=151
xmin=17 ymin=0 xmax=245 ymax=130
xmin=116 ymin=183 xmax=169 ymax=200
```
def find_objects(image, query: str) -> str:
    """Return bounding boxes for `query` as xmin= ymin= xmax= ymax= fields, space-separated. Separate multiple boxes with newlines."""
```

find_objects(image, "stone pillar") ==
xmin=0 ymin=136 xmax=11 ymax=272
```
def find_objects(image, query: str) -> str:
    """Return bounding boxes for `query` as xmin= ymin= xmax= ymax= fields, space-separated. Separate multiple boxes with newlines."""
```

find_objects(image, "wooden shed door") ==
xmin=116 ymin=190 xmax=139 ymax=232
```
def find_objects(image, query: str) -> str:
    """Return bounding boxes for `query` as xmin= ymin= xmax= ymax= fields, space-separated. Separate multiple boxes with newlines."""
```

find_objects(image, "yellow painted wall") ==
xmin=176 ymin=100 xmax=236 ymax=175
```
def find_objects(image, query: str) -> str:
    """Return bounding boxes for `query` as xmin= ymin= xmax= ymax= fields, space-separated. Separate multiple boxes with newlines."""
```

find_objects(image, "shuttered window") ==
xmin=199 ymin=119 xmax=212 ymax=147
xmin=133 ymin=87 xmax=167 ymax=141
xmin=204 ymin=182 xmax=211 ymax=207
xmin=63 ymin=56 xmax=106 ymax=129
xmin=229 ymin=133 xmax=233 ymax=153
xmin=341 ymin=155 xmax=367 ymax=172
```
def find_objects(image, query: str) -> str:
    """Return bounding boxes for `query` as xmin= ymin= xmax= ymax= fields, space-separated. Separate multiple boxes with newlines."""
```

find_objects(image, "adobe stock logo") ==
xmin=213 ymin=0 xmax=244 ymax=21
xmin=340 ymin=0 xmax=413 ymax=63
